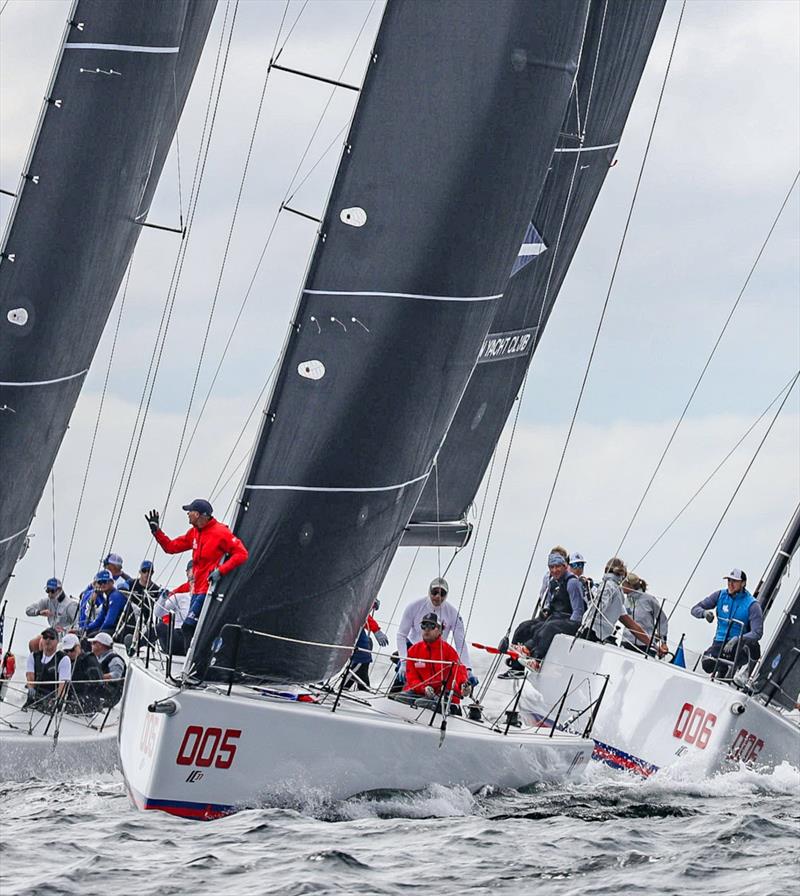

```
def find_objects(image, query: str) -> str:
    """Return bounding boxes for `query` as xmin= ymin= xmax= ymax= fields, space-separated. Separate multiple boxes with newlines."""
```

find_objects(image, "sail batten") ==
xmin=195 ymin=0 xmax=594 ymax=683
xmin=0 ymin=0 xmax=217 ymax=597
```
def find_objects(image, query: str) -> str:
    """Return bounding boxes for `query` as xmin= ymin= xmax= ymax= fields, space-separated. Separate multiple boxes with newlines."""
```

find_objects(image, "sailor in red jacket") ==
xmin=145 ymin=498 xmax=248 ymax=639
xmin=403 ymin=612 xmax=469 ymax=709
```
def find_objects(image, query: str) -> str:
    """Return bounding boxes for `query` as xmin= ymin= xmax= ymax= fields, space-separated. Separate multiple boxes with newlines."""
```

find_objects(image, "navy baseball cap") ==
xmin=45 ymin=577 xmax=62 ymax=591
xmin=140 ymin=560 xmax=154 ymax=571
xmin=182 ymin=498 xmax=213 ymax=515
xmin=94 ymin=570 xmax=113 ymax=584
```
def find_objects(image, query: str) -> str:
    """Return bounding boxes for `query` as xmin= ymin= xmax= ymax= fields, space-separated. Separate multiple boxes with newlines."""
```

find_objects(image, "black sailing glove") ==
xmin=145 ymin=509 xmax=160 ymax=534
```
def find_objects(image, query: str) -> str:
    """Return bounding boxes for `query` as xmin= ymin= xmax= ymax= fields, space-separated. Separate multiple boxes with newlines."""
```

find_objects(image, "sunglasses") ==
xmin=45 ymin=588 xmax=58 ymax=594
xmin=430 ymin=588 xmax=447 ymax=596
xmin=42 ymin=634 xmax=57 ymax=641
xmin=421 ymin=622 xmax=439 ymax=630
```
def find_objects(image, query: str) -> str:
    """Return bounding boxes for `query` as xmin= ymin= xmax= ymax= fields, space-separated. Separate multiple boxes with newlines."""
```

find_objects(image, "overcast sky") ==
xmin=1 ymin=0 xmax=798 ymax=658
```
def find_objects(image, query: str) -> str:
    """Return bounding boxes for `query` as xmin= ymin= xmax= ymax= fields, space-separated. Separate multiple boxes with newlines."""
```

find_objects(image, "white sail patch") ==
xmin=477 ymin=327 xmax=537 ymax=364
xmin=7 ymin=308 xmax=28 ymax=326
xmin=298 ymin=360 xmax=326 ymax=380
xmin=510 ymin=221 xmax=547 ymax=276
xmin=340 ymin=207 xmax=367 ymax=227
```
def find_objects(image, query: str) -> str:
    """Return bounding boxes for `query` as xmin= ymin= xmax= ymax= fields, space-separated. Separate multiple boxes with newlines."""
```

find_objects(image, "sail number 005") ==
xmin=176 ymin=726 xmax=241 ymax=769
xmin=672 ymin=702 xmax=717 ymax=750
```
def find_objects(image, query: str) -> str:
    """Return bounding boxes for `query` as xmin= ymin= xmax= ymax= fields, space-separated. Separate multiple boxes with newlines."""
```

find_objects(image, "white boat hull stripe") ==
xmin=0 ymin=526 xmax=29 ymax=546
xmin=0 ymin=369 xmax=89 ymax=387
xmin=303 ymin=290 xmax=501 ymax=303
xmin=553 ymin=141 xmax=619 ymax=154
xmin=64 ymin=43 xmax=180 ymax=54
xmin=246 ymin=470 xmax=430 ymax=493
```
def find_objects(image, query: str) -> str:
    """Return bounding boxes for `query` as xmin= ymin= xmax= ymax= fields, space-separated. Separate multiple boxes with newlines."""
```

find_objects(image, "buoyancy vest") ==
xmin=98 ymin=650 xmax=126 ymax=704
xmin=714 ymin=588 xmax=755 ymax=642
xmin=32 ymin=650 xmax=65 ymax=695
xmin=548 ymin=573 xmax=578 ymax=617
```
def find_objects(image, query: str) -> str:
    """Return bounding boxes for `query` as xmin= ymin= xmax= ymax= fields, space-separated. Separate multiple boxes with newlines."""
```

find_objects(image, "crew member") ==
xmin=121 ymin=560 xmax=161 ymax=643
xmin=621 ymin=573 xmax=669 ymax=656
xmin=89 ymin=632 xmax=126 ymax=706
xmin=395 ymin=578 xmax=477 ymax=688
xmin=400 ymin=613 xmax=469 ymax=712
xmin=691 ymin=569 xmax=763 ymax=675
xmin=102 ymin=553 xmax=132 ymax=591
xmin=153 ymin=560 xmax=193 ymax=654
xmin=347 ymin=623 xmax=374 ymax=691
xmin=582 ymin=558 xmax=650 ymax=648
xmin=25 ymin=578 xmax=78 ymax=651
xmin=146 ymin=498 xmax=249 ymax=642
xmin=83 ymin=570 xmax=128 ymax=640
xmin=61 ymin=633 xmax=104 ymax=712
xmin=25 ymin=628 xmax=71 ymax=706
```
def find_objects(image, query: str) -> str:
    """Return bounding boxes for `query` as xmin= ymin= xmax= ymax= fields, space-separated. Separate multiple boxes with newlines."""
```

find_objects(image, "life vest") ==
xmin=98 ymin=650 xmax=126 ymax=705
xmin=548 ymin=572 xmax=578 ymax=617
xmin=714 ymin=588 xmax=755 ymax=642
xmin=32 ymin=650 xmax=66 ymax=695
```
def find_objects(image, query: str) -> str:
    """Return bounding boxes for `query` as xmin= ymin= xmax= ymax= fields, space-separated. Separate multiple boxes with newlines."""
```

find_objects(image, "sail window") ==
xmin=298 ymin=360 xmax=325 ymax=380
xmin=340 ymin=207 xmax=367 ymax=227
xmin=7 ymin=308 xmax=28 ymax=326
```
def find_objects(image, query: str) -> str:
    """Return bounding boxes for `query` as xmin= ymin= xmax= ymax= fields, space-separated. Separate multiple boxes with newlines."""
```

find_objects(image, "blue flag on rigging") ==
xmin=510 ymin=221 xmax=547 ymax=277
xmin=671 ymin=635 xmax=686 ymax=668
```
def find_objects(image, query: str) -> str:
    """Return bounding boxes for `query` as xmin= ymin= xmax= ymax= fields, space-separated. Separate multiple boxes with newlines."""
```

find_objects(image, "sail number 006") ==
xmin=176 ymin=726 xmax=241 ymax=769
xmin=672 ymin=702 xmax=717 ymax=750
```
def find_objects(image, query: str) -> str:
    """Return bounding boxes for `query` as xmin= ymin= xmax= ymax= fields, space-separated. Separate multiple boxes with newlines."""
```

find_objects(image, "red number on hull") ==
xmin=672 ymin=702 xmax=717 ymax=750
xmin=728 ymin=728 xmax=765 ymax=763
xmin=176 ymin=726 xmax=241 ymax=769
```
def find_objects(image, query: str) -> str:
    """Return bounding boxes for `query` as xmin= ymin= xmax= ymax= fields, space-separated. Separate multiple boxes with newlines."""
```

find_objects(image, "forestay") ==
xmin=0 ymin=0 xmax=216 ymax=598
xmin=197 ymin=0 xmax=591 ymax=683
xmin=407 ymin=0 xmax=665 ymax=540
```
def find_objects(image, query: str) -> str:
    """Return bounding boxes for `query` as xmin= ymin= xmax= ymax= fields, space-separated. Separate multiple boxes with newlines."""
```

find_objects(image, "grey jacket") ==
xmin=25 ymin=594 xmax=78 ymax=634
xmin=582 ymin=573 xmax=625 ymax=642
xmin=622 ymin=590 xmax=668 ymax=645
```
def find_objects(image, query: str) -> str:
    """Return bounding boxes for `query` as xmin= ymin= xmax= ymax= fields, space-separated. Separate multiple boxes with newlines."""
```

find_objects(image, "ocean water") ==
xmin=1 ymin=761 xmax=797 ymax=896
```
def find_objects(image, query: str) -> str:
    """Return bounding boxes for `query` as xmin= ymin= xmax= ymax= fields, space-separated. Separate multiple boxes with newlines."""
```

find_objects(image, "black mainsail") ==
xmin=197 ymin=0 xmax=591 ymax=683
xmin=406 ymin=0 xmax=665 ymax=542
xmin=0 ymin=0 xmax=216 ymax=598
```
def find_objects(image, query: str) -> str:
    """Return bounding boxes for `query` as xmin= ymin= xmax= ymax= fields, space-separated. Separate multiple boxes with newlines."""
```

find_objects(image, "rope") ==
xmin=616 ymin=168 xmax=800 ymax=556
xmin=505 ymin=0 xmax=686 ymax=633
xmin=63 ymin=256 xmax=135 ymax=580
xmin=667 ymin=368 xmax=800 ymax=621
xmin=631 ymin=370 xmax=800 ymax=570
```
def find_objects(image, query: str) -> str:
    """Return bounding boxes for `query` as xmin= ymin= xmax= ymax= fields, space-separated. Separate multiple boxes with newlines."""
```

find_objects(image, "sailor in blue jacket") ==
xmin=691 ymin=568 xmax=763 ymax=675
xmin=82 ymin=570 xmax=128 ymax=640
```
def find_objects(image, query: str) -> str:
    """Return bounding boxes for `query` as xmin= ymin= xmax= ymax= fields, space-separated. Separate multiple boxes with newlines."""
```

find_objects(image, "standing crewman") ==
xmin=146 ymin=498 xmax=248 ymax=642
xmin=25 ymin=578 xmax=78 ymax=651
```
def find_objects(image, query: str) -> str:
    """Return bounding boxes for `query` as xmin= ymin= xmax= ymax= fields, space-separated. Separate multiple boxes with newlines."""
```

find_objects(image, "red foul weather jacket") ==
xmin=154 ymin=517 xmax=248 ymax=595
xmin=404 ymin=637 xmax=467 ymax=702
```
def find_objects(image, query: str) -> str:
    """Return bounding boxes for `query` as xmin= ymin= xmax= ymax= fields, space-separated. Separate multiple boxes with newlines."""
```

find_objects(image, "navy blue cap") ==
xmin=140 ymin=560 xmax=154 ymax=571
xmin=94 ymin=570 xmax=113 ymax=584
xmin=45 ymin=578 xmax=61 ymax=591
xmin=182 ymin=498 xmax=213 ymax=516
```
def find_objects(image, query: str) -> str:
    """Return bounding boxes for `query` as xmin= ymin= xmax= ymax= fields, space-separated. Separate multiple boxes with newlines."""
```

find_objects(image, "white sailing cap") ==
xmin=61 ymin=633 xmax=80 ymax=651
xmin=89 ymin=632 xmax=114 ymax=647
xmin=569 ymin=552 xmax=586 ymax=565
xmin=429 ymin=577 xmax=449 ymax=594
xmin=724 ymin=568 xmax=745 ymax=582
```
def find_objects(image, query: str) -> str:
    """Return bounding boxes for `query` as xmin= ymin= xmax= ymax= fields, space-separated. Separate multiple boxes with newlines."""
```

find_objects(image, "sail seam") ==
xmin=0 ymin=369 xmax=88 ymax=387
xmin=303 ymin=289 xmax=502 ymax=302
xmin=553 ymin=141 xmax=618 ymax=153
xmin=245 ymin=470 xmax=430 ymax=493
xmin=64 ymin=43 xmax=180 ymax=54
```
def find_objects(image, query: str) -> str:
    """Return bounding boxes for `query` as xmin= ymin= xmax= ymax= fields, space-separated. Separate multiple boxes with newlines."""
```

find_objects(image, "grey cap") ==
xmin=429 ymin=577 xmax=449 ymax=594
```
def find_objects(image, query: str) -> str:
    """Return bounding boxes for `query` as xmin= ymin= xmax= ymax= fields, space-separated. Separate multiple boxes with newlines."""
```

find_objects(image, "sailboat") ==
xmin=117 ymin=0 xmax=666 ymax=818
xmin=0 ymin=0 xmax=215 ymax=775
xmin=520 ymin=504 xmax=800 ymax=776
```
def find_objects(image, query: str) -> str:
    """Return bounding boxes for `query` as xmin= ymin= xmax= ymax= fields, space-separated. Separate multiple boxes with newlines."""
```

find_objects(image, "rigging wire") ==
xmin=667 ymin=368 xmax=800 ymax=621
xmin=161 ymin=1 xmax=288 ymax=512
xmin=102 ymin=1 xmax=240 ymax=554
xmin=503 ymin=0 xmax=686 ymax=635
xmin=631 ymin=369 xmax=800 ymax=570
xmin=172 ymin=72 xmax=185 ymax=231
xmin=167 ymin=1 xmax=377 ymax=492
xmin=62 ymin=255 xmax=135 ymax=580
xmin=615 ymin=168 xmax=800 ymax=557
xmin=50 ymin=472 xmax=56 ymax=578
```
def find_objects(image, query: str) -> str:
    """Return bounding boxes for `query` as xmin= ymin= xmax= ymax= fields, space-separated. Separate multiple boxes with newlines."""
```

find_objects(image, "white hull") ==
xmin=119 ymin=660 xmax=593 ymax=819
xmin=520 ymin=635 xmax=800 ymax=777
xmin=0 ymin=697 xmax=118 ymax=781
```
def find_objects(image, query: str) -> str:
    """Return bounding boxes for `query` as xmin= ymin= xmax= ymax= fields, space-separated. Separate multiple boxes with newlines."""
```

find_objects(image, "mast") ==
xmin=405 ymin=0 xmax=665 ymax=543
xmin=0 ymin=0 xmax=217 ymax=598
xmin=754 ymin=503 xmax=800 ymax=617
xmin=194 ymin=0 xmax=592 ymax=684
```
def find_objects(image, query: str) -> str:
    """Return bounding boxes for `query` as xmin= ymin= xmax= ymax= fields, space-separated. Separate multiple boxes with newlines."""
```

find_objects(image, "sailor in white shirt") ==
xmin=396 ymin=577 xmax=477 ymax=686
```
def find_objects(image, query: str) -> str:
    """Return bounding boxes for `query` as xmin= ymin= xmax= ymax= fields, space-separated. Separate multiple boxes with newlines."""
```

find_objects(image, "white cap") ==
xmin=569 ymin=552 xmax=586 ymax=565
xmin=61 ymin=633 xmax=80 ymax=651
xmin=724 ymin=568 xmax=745 ymax=582
xmin=89 ymin=632 xmax=114 ymax=647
